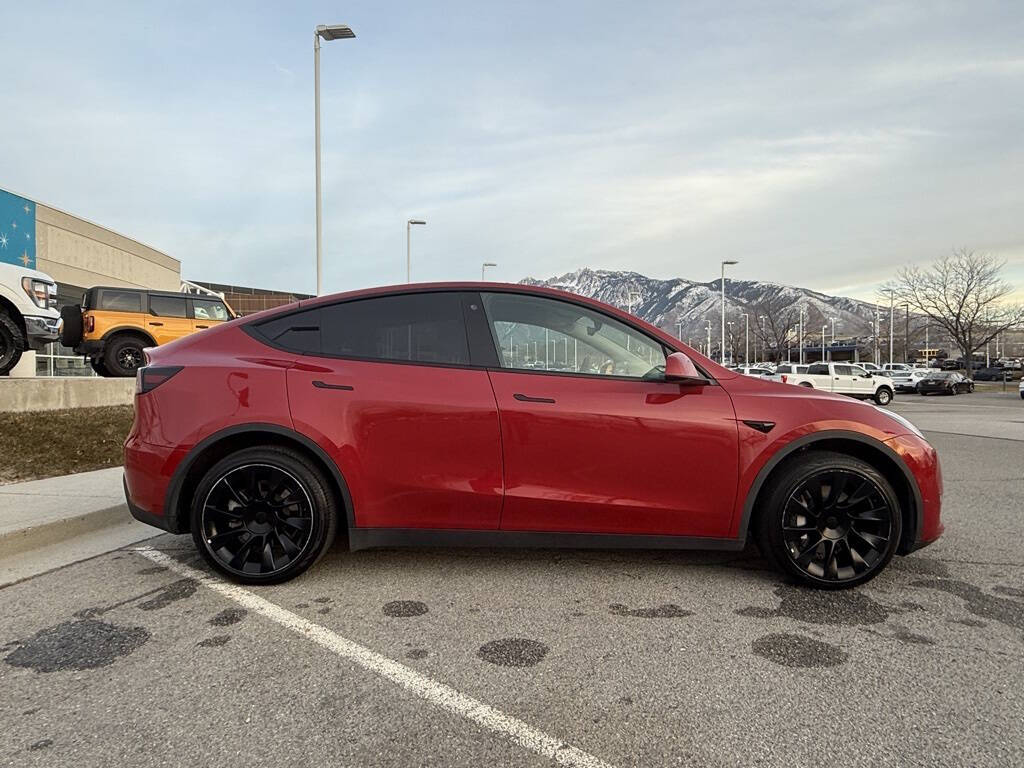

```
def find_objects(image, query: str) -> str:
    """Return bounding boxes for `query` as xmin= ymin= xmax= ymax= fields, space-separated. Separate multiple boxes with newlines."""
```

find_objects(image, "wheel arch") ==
xmin=741 ymin=430 xmax=922 ymax=555
xmin=0 ymin=295 xmax=26 ymax=333
xmin=163 ymin=423 xmax=355 ymax=537
xmin=102 ymin=326 xmax=157 ymax=347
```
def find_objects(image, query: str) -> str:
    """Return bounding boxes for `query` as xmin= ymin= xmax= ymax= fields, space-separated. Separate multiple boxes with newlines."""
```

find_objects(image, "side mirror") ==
xmin=665 ymin=352 xmax=705 ymax=384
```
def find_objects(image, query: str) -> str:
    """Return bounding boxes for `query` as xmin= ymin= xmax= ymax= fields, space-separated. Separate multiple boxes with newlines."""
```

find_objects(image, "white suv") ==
xmin=0 ymin=261 xmax=59 ymax=375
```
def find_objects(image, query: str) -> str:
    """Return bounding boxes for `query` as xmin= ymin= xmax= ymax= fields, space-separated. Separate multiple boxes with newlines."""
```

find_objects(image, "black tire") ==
xmin=190 ymin=445 xmax=339 ymax=585
xmin=103 ymin=334 xmax=147 ymax=377
xmin=755 ymin=450 xmax=902 ymax=589
xmin=59 ymin=305 xmax=83 ymax=347
xmin=0 ymin=311 xmax=26 ymax=376
xmin=873 ymin=387 xmax=893 ymax=406
xmin=89 ymin=358 xmax=110 ymax=376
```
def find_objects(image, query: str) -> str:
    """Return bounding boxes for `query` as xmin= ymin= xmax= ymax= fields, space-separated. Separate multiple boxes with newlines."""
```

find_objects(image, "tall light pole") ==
xmin=314 ymin=23 xmax=356 ymax=296
xmin=720 ymin=260 xmax=738 ymax=364
xmin=830 ymin=317 xmax=837 ymax=346
xmin=481 ymin=262 xmax=497 ymax=280
xmin=727 ymin=321 xmax=735 ymax=365
xmin=759 ymin=315 xmax=767 ymax=363
xmin=798 ymin=306 xmax=805 ymax=364
xmin=741 ymin=313 xmax=749 ymax=365
xmin=676 ymin=320 xmax=683 ymax=340
xmin=406 ymin=219 xmax=426 ymax=282
xmin=705 ymin=320 xmax=712 ymax=358
xmin=886 ymin=288 xmax=895 ymax=365
xmin=821 ymin=325 xmax=827 ymax=362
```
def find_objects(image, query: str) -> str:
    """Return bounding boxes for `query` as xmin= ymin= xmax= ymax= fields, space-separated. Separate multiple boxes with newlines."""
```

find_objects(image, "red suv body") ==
xmin=124 ymin=282 xmax=942 ymax=588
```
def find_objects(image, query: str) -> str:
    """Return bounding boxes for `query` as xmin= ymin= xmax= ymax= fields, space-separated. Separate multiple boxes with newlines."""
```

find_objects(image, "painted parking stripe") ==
xmin=135 ymin=546 xmax=614 ymax=768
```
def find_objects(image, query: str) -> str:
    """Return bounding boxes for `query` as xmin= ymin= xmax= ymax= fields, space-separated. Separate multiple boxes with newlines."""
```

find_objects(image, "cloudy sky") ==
xmin=1 ymin=1 xmax=1022 ymax=301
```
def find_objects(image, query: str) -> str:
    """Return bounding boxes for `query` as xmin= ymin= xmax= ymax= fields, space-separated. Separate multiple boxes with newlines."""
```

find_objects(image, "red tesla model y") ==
xmin=124 ymin=283 xmax=942 ymax=589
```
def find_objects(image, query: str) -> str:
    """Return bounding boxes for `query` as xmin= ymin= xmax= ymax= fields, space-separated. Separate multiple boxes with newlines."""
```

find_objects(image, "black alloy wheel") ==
xmin=757 ymin=451 xmax=902 ymax=589
xmin=103 ymin=335 xmax=146 ymax=377
xmin=200 ymin=464 xmax=315 ymax=577
xmin=191 ymin=446 xmax=338 ymax=584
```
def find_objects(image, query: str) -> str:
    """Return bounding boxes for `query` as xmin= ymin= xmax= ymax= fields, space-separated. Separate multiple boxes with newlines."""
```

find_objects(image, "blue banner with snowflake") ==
xmin=0 ymin=188 xmax=36 ymax=269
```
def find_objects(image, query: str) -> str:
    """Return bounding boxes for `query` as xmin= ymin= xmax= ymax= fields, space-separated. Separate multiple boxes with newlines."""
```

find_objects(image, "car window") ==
xmin=98 ymin=290 xmax=142 ymax=312
xmin=149 ymin=295 xmax=187 ymax=318
xmin=480 ymin=292 xmax=665 ymax=378
xmin=321 ymin=292 xmax=470 ymax=365
xmin=851 ymin=366 xmax=868 ymax=376
xmin=193 ymin=299 xmax=230 ymax=321
xmin=834 ymin=365 xmax=853 ymax=376
xmin=776 ymin=365 xmax=791 ymax=373
xmin=807 ymin=363 xmax=829 ymax=375
xmin=254 ymin=307 xmax=321 ymax=354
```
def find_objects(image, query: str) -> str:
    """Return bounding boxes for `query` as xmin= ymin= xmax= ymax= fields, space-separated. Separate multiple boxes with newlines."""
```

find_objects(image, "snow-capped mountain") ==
xmin=520 ymin=268 xmax=883 ymax=347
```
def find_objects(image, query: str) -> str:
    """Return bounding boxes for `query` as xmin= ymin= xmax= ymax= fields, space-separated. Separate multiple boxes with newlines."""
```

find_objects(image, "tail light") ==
xmin=136 ymin=366 xmax=183 ymax=395
xmin=85 ymin=315 xmax=95 ymax=333
xmin=781 ymin=375 xmax=788 ymax=383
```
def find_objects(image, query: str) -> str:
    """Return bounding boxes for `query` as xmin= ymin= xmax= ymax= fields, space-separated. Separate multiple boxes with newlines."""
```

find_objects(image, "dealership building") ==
xmin=1 ymin=187 xmax=308 ymax=376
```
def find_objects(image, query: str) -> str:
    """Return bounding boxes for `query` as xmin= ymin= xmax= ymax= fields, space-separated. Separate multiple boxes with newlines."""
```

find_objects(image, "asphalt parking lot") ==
xmin=2 ymin=392 xmax=1022 ymax=767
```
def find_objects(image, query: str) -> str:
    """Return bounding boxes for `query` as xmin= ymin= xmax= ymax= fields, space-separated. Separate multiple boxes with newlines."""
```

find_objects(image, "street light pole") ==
xmin=821 ymin=325 xmax=827 ymax=362
xmin=406 ymin=219 xmax=426 ymax=282
xmin=798 ymin=307 xmax=805 ymax=365
xmin=705 ymin=320 xmax=712 ymax=358
xmin=727 ymin=321 xmax=735 ymax=365
xmin=887 ymin=288 xmax=895 ymax=365
xmin=481 ymin=262 xmax=497 ymax=280
xmin=313 ymin=23 xmax=355 ymax=296
xmin=830 ymin=317 xmax=836 ymax=346
xmin=741 ymin=313 xmax=749 ymax=364
xmin=676 ymin=320 xmax=683 ymax=340
xmin=720 ymin=260 xmax=738 ymax=365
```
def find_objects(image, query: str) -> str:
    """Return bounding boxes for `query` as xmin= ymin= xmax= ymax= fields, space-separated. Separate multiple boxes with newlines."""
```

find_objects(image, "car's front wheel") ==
xmin=190 ymin=446 xmax=338 ymax=584
xmin=873 ymin=387 xmax=893 ymax=405
xmin=756 ymin=451 xmax=902 ymax=589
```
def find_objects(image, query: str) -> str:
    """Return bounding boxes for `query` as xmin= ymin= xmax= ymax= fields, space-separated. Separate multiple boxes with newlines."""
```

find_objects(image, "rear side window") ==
xmin=776 ymin=365 xmax=792 ymax=373
xmin=149 ymin=295 xmax=187 ymax=318
xmin=98 ymin=290 xmax=142 ymax=312
xmin=807 ymin=364 xmax=829 ymax=375
xmin=321 ymin=293 xmax=470 ymax=365
xmin=834 ymin=365 xmax=853 ymax=376
xmin=255 ymin=308 xmax=321 ymax=354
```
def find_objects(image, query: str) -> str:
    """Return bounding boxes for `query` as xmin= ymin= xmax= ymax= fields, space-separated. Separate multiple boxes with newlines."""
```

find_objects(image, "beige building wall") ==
xmin=34 ymin=203 xmax=180 ymax=291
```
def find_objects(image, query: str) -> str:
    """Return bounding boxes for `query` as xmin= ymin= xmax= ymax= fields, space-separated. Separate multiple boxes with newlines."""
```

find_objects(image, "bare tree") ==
xmin=751 ymin=293 xmax=798 ymax=362
xmin=885 ymin=249 xmax=1024 ymax=365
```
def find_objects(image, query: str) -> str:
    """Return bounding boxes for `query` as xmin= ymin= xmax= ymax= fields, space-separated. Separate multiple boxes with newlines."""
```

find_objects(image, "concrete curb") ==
xmin=0 ymin=503 xmax=132 ymax=559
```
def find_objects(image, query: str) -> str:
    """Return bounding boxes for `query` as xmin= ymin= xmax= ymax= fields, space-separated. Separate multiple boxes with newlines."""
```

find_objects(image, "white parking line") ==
xmin=135 ymin=546 xmax=614 ymax=768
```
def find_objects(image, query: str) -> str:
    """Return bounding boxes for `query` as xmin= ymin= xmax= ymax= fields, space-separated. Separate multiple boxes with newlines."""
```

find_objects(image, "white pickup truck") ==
xmin=774 ymin=362 xmax=896 ymax=405
xmin=0 ymin=261 xmax=60 ymax=375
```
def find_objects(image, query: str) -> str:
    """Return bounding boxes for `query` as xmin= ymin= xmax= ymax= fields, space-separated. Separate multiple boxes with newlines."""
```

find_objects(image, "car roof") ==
xmin=87 ymin=285 xmax=212 ymax=300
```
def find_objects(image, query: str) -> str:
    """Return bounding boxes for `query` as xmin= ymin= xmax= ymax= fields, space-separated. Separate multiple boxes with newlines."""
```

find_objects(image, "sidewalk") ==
xmin=0 ymin=467 xmax=160 ymax=586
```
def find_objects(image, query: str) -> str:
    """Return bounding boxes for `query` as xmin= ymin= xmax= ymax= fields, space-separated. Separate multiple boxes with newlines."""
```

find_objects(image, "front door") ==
xmin=267 ymin=291 xmax=504 ymax=531
xmin=478 ymin=291 xmax=739 ymax=538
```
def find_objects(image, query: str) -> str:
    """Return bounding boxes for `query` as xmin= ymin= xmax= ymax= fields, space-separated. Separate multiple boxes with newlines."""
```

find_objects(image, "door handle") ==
xmin=195 ymin=324 xmax=209 ymax=329
xmin=514 ymin=393 xmax=555 ymax=403
xmin=313 ymin=380 xmax=354 ymax=391
xmin=149 ymin=321 xmax=163 ymax=326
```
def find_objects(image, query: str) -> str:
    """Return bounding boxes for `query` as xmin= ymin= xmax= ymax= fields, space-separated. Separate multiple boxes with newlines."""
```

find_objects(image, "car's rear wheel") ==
xmin=103 ymin=334 xmax=146 ymax=377
xmin=873 ymin=387 xmax=893 ymax=405
xmin=756 ymin=451 xmax=902 ymax=589
xmin=191 ymin=446 xmax=338 ymax=584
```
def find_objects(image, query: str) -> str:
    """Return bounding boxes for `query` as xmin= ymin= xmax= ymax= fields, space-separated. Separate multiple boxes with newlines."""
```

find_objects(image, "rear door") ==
xmin=146 ymin=294 xmax=192 ymax=345
xmin=478 ymin=291 xmax=739 ymax=538
xmin=267 ymin=291 xmax=504 ymax=530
